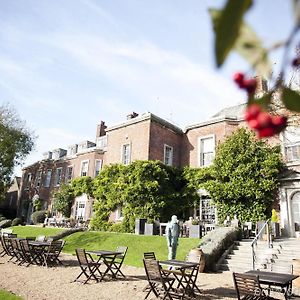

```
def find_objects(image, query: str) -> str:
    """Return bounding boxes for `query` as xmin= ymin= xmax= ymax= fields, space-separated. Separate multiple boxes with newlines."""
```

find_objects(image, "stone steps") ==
xmin=217 ymin=238 xmax=300 ymax=273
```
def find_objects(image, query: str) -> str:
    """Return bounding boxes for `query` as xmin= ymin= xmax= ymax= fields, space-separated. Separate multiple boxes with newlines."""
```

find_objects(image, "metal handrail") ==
xmin=251 ymin=219 xmax=271 ymax=270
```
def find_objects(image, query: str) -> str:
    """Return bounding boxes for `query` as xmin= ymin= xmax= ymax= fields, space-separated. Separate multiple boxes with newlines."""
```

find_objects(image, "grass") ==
xmin=11 ymin=225 xmax=200 ymax=268
xmin=0 ymin=290 xmax=23 ymax=300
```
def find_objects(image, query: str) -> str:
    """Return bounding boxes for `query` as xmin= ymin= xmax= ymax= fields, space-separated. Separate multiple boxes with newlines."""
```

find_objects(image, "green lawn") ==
xmin=0 ymin=290 xmax=23 ymax=300
xmin=11 ymin=226 xmax=200 ymax=267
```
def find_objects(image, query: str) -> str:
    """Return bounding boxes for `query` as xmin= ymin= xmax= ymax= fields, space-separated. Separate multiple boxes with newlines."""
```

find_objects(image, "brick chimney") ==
xmin=96 ymin=121 xmax=107 ymax=137
xmin=255 ymin=76 xmax=268 ymax=96
xmin=126 ymin=112 xmax=139 ymax=120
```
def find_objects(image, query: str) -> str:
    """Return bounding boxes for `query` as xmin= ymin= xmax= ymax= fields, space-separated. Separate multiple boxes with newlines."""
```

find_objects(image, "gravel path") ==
xmin=0 ymin=254 xmax=257 ymax=300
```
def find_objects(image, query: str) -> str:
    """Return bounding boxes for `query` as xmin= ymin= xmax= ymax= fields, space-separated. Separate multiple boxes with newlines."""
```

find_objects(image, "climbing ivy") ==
xmin=91 ymin=161 xmax=188 ymax=232
xmin=52 ymin=176 xmax=93 ymax=217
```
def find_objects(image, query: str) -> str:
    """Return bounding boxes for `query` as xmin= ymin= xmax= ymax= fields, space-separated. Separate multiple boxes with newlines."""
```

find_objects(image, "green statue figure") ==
xmin=166 ymin=215 xmax=180 ymax=260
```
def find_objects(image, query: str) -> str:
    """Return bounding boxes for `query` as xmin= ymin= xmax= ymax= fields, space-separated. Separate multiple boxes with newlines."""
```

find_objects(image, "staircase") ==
xmin=217 ymin=238 xmax=300 ymax=273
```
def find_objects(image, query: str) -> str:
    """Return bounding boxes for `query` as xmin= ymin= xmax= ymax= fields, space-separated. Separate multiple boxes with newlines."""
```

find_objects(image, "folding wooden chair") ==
xmin=143 ymin=252 xmax=157 ymax=291
xmin=143 ymin=258 xmax=176 ymax=300
xmin=74 ymin=248 xmax=103 ymax=284
xmin=232 ymin=272 xmax=278 ymax=300
xmin=19 ymin=239 xmax=41 ymax=266
xmin=42 ymin=240 xmax=65 ymax=267
xmin=143 ymin=252 xmax=156 ymax=260
xmin=103 ymin=246 xmax=128 ymax=278
xmin=0 ymin=234 xmax=17 ymax=260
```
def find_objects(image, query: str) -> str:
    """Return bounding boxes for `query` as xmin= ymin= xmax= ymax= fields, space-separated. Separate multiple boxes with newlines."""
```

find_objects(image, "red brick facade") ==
xmin=17 ymin=109 xmax=300 ymax=236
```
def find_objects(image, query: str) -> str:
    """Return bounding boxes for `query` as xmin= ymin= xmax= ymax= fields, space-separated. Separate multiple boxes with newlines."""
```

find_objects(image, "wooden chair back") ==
xmin=233 ymin=272 xmax=265 ymax=300
xmin=143 ymin=258 xmax=163 ymax=282
xmin=75 ymin=248 xmax=89 ymax=266
xmin=143 ymin=252 xmax=156 ymax=260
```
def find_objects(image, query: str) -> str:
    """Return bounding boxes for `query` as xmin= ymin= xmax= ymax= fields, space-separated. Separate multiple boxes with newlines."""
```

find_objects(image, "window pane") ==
xmin=44 ymin=170 xmax=52 ymax=187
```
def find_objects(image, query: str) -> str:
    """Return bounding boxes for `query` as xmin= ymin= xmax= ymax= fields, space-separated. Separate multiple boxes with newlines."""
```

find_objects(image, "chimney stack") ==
xmin=96 ymin=121 xmax=107 ymax=138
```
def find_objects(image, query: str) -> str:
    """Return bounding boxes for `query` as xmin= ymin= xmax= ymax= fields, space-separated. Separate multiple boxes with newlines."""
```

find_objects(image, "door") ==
xmin=75 ymin=201 xmax=86 ymax=221
xmin=292 ymin=192 xmax=300 ymax=233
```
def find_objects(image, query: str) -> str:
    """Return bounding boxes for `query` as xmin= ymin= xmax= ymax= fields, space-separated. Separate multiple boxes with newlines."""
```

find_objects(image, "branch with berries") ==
xmin=210 ymin=0 xmax=300 ymax=138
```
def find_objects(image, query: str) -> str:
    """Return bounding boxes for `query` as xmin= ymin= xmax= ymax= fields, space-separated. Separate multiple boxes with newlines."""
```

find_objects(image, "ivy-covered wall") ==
xmin=52 ymin=128 xmax=284 ymax=232
xmin=91 ymin=160 xmax=189 ymax=232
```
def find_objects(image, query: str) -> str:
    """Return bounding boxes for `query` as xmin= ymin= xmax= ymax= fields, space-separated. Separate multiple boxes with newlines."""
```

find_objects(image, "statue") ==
xmin=166 ymin=215 xmax=180 ymax=260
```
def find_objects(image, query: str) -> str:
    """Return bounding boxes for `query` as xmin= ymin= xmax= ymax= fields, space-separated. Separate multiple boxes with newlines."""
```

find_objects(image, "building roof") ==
xmin=212 ymin=103 xmax=247 ymax=118
xmin=106 ymin=112 xmax=183 ymax=134
xmin=184 ymin=103 xmax=246 ymax=133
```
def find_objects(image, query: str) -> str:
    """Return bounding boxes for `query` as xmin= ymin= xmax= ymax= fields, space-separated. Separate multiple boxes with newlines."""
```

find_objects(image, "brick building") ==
xmin=17 ymin=107 xmax=300 ymax=237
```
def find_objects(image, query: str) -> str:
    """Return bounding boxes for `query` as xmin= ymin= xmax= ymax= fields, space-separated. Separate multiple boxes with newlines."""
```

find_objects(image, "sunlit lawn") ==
xmin=11 ymin=225 xmax=200 ymax=267
xmin=0 ymin=290 xmax=23 ymax=300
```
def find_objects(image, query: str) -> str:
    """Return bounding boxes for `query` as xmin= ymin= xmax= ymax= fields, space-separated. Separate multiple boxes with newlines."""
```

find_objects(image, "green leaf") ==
xmin=211 ymin=0 xmax=253 ymax=67
xmin=293 ymin=0 xmax=300 ymax=25
xmin=210 ymin=7 xmax=271 ymax=77
xmin=235 ymin=22 xmax=272 ymax=78
xmin=248 ymin=93 xmax=272 ymax=109
xmin=282 ymin=87 xmax=300 ymax=112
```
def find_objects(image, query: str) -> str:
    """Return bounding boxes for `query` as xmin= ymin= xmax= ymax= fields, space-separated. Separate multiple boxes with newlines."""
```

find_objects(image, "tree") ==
xmin=203 ymin=128 xmax=283 ymax=224
xmin=0 ymin=104 xmax=34 ymax=201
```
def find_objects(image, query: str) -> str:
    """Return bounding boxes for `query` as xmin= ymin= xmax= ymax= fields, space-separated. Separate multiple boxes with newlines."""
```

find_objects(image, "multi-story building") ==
xmin=17 ymin=105 xmax=300 ymax=237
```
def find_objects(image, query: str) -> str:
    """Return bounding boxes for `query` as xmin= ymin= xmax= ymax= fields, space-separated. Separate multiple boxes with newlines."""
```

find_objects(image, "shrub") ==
xmin=199 ymin=226 xmax=241 ymax=272
xmin=107 ymin=222 xmax=126 ymax=233
xmin=11 ymin=218 xmax=22 ymax=226
xmin=31 ymin=210 xmax=46 ymax=224
xmin=0 ymin=219 xmax=12 ymax=228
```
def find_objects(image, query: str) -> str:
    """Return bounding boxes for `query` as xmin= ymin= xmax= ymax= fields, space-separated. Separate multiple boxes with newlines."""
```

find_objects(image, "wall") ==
xmin=148 ymin=121 xmax=183 ymax=167
xmin=105 ymin=119 xmax=151 ymax=165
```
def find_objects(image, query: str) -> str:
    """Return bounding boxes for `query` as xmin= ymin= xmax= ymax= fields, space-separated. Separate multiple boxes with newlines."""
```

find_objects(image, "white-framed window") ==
xmin=96 ymin=136 xmax=108 ymax=150
xmin=285 ymin=144 xmax=300 ymax=162
xmin=164 ymin=144 xmax=173 ymax=166
xmin=198 ymin=135 xmax=215 ymax=167
xmin=44 ymin=169 xmax=52 ymax=187
xmin=122 ymin=143 xmax=131 ymax=165
xmin=55 ymin=168 xmax=62 ymax=186
xmin=95 ymin=160 xmax=102 ymax=177
xmin=80 ymin=160 xmax=89 ymax=176
xmin=35 ymin=171 xmax=42 ymax=187
xmin=65 ymin=166 xmax=73 ymax=182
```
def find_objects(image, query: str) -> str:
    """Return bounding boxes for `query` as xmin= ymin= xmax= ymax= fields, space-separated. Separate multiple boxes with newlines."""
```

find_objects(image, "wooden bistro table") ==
xmin=28 ymin=240 xmax=51 ymax=265
xmin=86 ymin=250 xmax=123 ymax=280
xmin=246 ymin=270 xmax=299 ymax=299
xmin=159 ymin=259 xmax=200 ymax=299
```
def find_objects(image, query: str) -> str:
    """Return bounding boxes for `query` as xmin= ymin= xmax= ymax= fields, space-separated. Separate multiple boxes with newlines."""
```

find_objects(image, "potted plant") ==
xmin=189 ymin=219 xmax=202 ymax=238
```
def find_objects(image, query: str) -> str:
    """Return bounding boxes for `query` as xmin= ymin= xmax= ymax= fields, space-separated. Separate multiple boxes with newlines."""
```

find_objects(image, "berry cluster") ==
xmin=244 ymin=104 xmax=287 ymax=138
xmin=233 ymin=72 xmax=257 ymax=95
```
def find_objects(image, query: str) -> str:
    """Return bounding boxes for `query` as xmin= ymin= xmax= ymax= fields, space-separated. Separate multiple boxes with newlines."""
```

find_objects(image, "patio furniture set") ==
xmin=0 ymin=232 xmax=65 ymax=267
xmin=74 ymin=246 xmax=128 ymax=284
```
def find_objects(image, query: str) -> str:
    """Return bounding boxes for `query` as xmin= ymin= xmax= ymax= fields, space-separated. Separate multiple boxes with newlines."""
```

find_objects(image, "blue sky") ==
xmin=0 ymin=0 xmax=295 ymax=174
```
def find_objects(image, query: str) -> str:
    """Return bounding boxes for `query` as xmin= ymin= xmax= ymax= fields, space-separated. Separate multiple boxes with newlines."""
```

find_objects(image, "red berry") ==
xmin=244 ymin=104 xmax=261 ymax=121
xmin=257 ymin=112 xmax=272 ymax=128
xmin=233 ymin=72 xmax=245 ymax=87
xmin=248 ymin=118 xmax=261 ymax=130
xmin=258 ymin=127 xmax=275 ymax=138
xmin=272 ymin=115 xmax=287 ymax=133
xmin=244 ymin=79 xmax=257 ymax=95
